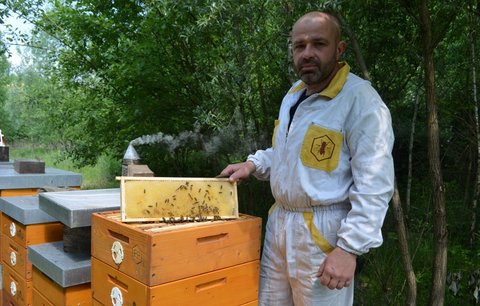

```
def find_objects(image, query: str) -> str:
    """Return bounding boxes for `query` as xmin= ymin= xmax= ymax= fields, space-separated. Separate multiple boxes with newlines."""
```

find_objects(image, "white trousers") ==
xmin=259 ymin=204 xmax=354 ymax=306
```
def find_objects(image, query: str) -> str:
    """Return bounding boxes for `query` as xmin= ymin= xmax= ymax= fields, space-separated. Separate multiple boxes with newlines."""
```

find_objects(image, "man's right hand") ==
xmin=218 ymin=161 xmax=256 ymax=183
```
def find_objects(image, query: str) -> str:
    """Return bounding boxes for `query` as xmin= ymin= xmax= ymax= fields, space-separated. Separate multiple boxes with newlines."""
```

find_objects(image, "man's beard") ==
xmin=296 ymin=59 xmax=335 ymax=85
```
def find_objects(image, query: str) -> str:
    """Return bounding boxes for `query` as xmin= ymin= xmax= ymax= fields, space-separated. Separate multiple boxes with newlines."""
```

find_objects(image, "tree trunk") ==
xmin=469 ymin=9 xmax=479 ymax=247
xmin=418 ymin=0 xmax=448 ymax=304
xmin=337 ymin=14 xmax=371 ymax=81
xmin=392 ymin=179 xmax=417 ymax=305
xmin=340 ymin=12 xmax=417 ymax=304
xmin=406 ymin=92 xmax=420 ymax=217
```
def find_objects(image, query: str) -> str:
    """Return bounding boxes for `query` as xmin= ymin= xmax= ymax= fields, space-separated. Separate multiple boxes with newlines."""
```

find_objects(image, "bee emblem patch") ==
xmin=300 ymin=124 xmax=342 ymax=172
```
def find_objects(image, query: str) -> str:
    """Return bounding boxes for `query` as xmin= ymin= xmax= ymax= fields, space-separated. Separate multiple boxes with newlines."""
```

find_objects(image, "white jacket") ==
xmin=248 ymin=63 xmax=394 ymax=255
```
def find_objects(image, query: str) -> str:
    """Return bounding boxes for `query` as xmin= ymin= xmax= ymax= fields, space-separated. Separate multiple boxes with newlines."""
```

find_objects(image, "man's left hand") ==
xmin=317 ymin=247 xmax=356 ymax=290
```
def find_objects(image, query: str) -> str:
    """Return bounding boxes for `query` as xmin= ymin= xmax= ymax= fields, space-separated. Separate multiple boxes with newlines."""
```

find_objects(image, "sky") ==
xmin=1 ymin=12 xmax=34 ymax=67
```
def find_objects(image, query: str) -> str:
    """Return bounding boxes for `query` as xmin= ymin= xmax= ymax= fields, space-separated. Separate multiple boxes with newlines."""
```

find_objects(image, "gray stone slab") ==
xmin=0 ymin=195 xmax=57 ymax=224
xmin=28 ymin=241 xmax=91 ymax=287
xmin=39 ymin=189 xmax=120 ymax=227
xmin=0 ymin=164 xmax=82 ymax=189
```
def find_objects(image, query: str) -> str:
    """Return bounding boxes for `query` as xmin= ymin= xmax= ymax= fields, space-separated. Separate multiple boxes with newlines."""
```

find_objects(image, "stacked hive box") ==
xmin=0 ymin=162 xmax=82 ymax=302
xmin=28 ymin=189 xmax=121 ymax=306
xmin=91 ymin=210 xmax=262 ymax=305
xmin=0 ymin=196 xmax=64 ymax=305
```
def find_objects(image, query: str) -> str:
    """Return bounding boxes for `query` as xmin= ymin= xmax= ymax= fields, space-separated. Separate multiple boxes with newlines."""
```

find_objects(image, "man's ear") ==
xmin=336 ymin=41 xmax=346 ymax=60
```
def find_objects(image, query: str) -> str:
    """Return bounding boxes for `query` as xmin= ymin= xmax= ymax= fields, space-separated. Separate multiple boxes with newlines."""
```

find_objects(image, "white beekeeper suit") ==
xmin=247 ymin=62 xmax=394 ymax=305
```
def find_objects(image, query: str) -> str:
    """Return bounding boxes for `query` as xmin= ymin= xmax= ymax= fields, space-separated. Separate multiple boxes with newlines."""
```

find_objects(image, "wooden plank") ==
xmin=91 ymin=211 xmax=262 ymax=286
xmin=91 ymin=257 xmax=259 ymax=306
xmin=118 ymin=177 xmax=238 ymax=222
xmin=92 ymin=299 xmax=104 ymax=306
xmin=32 ymin=267 xmax=92 ymax=306
xmin=2 ymin=290 xmax=19 ymax=306
xmin=32 ymin=288 xmax=54 ymax=306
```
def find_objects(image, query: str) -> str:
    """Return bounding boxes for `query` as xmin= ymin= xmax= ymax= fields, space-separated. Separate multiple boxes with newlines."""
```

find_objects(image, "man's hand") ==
xmin=317 ymin=247 xmax=356 ymax=290
xmin=218 ymin=161 xmax=256 ymax=183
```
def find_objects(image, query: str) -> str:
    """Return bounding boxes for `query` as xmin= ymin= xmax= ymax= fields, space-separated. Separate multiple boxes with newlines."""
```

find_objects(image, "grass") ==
xmin=9 ymin=144 xmax=120 ymax=190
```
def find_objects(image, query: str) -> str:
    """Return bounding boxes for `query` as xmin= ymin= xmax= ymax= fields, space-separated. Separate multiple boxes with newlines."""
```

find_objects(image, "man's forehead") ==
xmin=292 ymin=12 xmax=340 ymax=40
xmin=292 ymin=32 xmax=329 ymax=44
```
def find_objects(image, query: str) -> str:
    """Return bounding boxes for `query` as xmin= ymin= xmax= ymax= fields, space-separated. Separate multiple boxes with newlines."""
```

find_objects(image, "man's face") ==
xmin=291 ymin=15 xmax=344 ymax=87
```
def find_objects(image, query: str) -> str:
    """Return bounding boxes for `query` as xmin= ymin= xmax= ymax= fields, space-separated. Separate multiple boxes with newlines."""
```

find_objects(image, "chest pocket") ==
xmin=300 ymin=124 xmax=343 ymax=172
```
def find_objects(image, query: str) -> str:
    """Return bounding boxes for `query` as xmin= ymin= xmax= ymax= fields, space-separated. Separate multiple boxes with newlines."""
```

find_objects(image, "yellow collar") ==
xmin=288 ymin=62 xmax=350 ymax=99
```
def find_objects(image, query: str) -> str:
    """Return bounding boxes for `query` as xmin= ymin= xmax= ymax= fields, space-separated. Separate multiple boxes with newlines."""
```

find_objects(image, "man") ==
xmin=219 ymin=11 xmax=394 ymax=305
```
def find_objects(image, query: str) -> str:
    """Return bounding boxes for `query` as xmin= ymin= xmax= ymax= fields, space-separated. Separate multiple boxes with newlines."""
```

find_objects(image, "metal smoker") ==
xmin=122 ymin=143 xmax=141 ymax=176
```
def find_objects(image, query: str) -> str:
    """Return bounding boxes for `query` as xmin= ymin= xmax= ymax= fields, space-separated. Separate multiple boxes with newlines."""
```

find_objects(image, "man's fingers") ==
xmin=326 ymin=278 xmax=339 ymax=290
xmin=316 ymin=262 xmax=325 ymax=277
xmin=335 ymin=281 xmax=346 ymax=290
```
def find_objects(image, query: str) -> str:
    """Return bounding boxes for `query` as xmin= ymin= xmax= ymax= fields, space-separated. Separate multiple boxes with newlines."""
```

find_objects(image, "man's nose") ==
xmin=302 ymin=44 xmax=315 ymax=59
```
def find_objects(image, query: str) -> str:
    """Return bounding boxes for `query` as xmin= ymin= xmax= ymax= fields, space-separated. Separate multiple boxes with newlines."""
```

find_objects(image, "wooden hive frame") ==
xmin=118 ymin=176 xmax=238 ymax=222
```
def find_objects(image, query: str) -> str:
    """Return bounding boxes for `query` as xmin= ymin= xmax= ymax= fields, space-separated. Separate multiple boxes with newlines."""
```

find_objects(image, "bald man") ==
xmin=220 ymin=11 xmax=394 ymax=305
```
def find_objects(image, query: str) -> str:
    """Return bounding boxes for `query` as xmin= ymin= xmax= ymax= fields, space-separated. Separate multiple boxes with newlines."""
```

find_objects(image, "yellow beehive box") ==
xmin=91 ymin=257 xmax=259 ymax=306
xmin=91 ymin=210 xmax=261 ymax=286
xmin=32 ymin=267 xmax=91 ymax=306
xmin=118 ymin=177 xmax=238 ymax=222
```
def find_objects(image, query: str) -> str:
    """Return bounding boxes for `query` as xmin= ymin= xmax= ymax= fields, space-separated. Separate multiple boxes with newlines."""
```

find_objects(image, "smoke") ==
xmin=127 ymin=111 xmax=268 ymax=157
xmin=130 ymin=131 xmax=201 ymax=154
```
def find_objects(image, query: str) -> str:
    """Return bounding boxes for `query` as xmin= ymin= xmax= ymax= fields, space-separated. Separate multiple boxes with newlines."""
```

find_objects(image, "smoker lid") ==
xmin=123 ymin=143 xmax=140 ymax=161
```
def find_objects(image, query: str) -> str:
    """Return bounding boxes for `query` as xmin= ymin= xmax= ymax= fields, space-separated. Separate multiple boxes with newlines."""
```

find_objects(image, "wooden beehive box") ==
xmin=118 ymin=176 xmax=238 ymax=222
xmin=1 ymin=214 xmax=63 ymax=248
xmin=91 ymin=210 xmax=261 ymax=286
xmin=91 ymin=257 xmax=259 ymax=306
xmin=32 ymin=267 xmax=91 ymax=306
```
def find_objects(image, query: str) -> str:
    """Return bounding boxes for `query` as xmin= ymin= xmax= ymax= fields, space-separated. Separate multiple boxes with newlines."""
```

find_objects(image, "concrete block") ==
xmin=14 ymin=159 xmax=45 ymax=174
xmin=28 ymin=241 xmax=91 ymax=287
xmin=0 ymin=196 xmax=57 ymax=224
xmin=63 ymin=226 xmax=91 ymax=253
xmin=39 ymin=189 xmax=120 ymax=228
xmin=0 ymin=147 xmax=8 ymax=162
